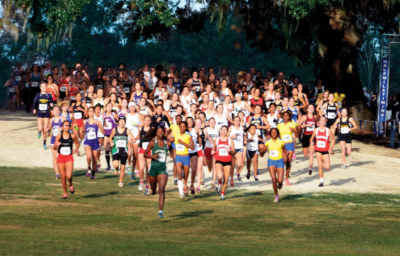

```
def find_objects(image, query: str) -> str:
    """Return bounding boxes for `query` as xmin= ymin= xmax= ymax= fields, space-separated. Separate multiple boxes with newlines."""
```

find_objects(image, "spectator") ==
xmin=363 ymin=87 xmax=371 ymax=107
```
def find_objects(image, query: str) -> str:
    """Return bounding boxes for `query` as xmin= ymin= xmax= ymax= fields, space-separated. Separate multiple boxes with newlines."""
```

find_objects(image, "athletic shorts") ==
xmin=148 ymin=166 xmax=168 ymax=177
xmin=138 ymin=147 xmax=152 ymax=155
xmin=175 ymin=154 xmax=190 ymax=166
xmin=75 ymin=119 xmax=84 ymax=128
xmin=215 ymin=160 xmax=231 ymax=167
xmin=285 ymin=141 xmax=295 ymax=152
xmin=197 ymin=149 xmax=204 ymax=158
xmin=84 ymin=139 xmax=100 ymax=151
xmin=204 ymin=147 xmax=215 ymax=160
xmin=57 ymin=154 xmax=74 ymax=164
xmin=37 ymin=111 xmax=50 ymax=119
xmin=112 ymin=153 xmax=127 ymax=165
xmin=302 ymin=135 xmax=312 ymax=148
xmin=326 ymin=119 xmax=336 ymax=128
xmin=8 ymin=92 xmax=16 ymax=100
xmin=338 ymin=134 xmax=351 ymax=144
xmin=268 ymin=158 xmax=284 ymax=168
xmin=189 ymin=152 xmax=198 ymax=158
xmin=315 ymin=150 xmax=329 ymax=155
xmin=246 ymin=150 xmax=259 ymax=159
xmin=235 ymin=148 xmax=244 ymax=154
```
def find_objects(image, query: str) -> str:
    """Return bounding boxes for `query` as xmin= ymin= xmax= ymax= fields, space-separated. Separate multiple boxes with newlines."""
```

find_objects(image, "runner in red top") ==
xmin=310 ymin=116 xmax=335 ymax=187
xmin=212 ymin=125 xmax=235 ymax=200
xmin=299 ymin=104 xmax=317 ymax=175
xmin=249 ymin=88 xmax=264 ymax=116
xmin=58 ymin=69 xmax=70 ymax=100
xmin=45 ymin=75 xmax=59 ymax=102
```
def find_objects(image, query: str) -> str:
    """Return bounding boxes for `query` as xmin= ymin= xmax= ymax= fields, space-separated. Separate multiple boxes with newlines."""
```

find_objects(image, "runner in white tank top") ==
xmin=229 ymin=116 xmax=247 ymax=184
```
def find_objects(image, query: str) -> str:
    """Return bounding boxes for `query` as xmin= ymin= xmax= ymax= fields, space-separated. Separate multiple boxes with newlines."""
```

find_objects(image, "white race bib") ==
xmin=219 ymin=148 xmax=228 ymax=156
xmin=248 ymin=142 xmax=256 ymax=151
xmin=9 ymin=88 xmax=15 ymax=93
xmin=269 ymin=150 xmax=279 ymax=157
xmin=117 ymin=140 xmax=126 ymax=148
xmin=87 ymin=131 xmax=96 ymax=140
xmin=157 ymin=152 xmax=166 ymax=162
xmin=282 ymin=134 xmax=291 ymax=142
xmin=60 ymin=86 xmax=67 ymax=92
xmin=337 ymin=102 xmax=342 ymax=108
xmin=306 ymin=125 xmax=315 ymax=132
xmin=25 ymin=83 xmax=30 ymax=88
xmin=123 ymin=87 xmax=130 ymax=93
xmin=328 ymin=112 xmax=336 ymax=119
xmin=71 ymin=96 xmax=76 ymax=100
xmin=53 ymin=128 xmax=61 ymax=136
xmin=60 ymin=147 xmax=71 ymax=155
xmin=39 ymin=104 xmax=48 ymax=111
xmin=74 ymin=112 xmax=82 ymax=119
xmin=142 ymin=142 xmax=149 ymax=150
xmin=266 ymin=101 xmax=271 ymax=108
xmin=176 ymin=144 xmax=185 ymax=152
xmin=341 ymin=127 xmax=349 ymax=134
xmin=104 ymin=119 xmax=112 ymax=130
xmin=15 ymin=76 xmax=21 ymax=81
xmin=31 ymin=82 xmax=38 ymax=87
xmin=96 ymin=84 xmax=103 ymax=89
xmin=317 ymin=141 xmax=326 ymax=148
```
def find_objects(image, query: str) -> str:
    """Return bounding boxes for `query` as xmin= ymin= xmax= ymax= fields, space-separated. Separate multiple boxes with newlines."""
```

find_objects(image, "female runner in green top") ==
xmin=144 ymin=127 xmax=172 ymax=218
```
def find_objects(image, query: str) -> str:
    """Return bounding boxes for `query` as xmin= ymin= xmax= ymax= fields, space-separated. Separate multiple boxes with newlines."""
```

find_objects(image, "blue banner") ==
xmin=378 ymin=56 xmax=389 ymax=135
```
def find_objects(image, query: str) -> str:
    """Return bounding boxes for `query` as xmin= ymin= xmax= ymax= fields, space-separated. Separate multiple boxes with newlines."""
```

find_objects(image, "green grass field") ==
xmin=0 ymin=166 xmax=399 ymax=256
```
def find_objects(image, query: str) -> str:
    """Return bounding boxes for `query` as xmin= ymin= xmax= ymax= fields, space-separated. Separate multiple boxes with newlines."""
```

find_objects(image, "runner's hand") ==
xmin=231 ymin=134 xmax=237 ymax=139
xmin=152 ymin=153 xmax=159 ymax=159
xmin=211 ymin=149 xmax=215 ymax=155
xmin=111 ymin=142 xmax=114 ymax=148
xmin=33 ymin=109 xmax=36 ymax=115
xmin=178 ymin=139 xmax=184 ymax=144
xmin=289 ymin=127 xmax=294 ymax=132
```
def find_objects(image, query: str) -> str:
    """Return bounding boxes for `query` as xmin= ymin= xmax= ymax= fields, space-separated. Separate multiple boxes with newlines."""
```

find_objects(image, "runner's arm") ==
xmin=144 ymin=139 xmax=156 ymax=159
xmin=53 ymin=134 xmax=61 ymax=151
xmin=71 ymin=133 xmax=81 ymax=153
xmin=328 ymin=129 xmax=336 ymax=150
xmin=349 ymin=117 xmax=358 ymax=131
xmin=309 ymin=130 xmax=317 ymax=145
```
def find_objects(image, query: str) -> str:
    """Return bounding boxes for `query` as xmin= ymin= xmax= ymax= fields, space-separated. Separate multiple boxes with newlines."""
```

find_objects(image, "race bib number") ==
xmin=235 ymin=134 xmax=242 ymax=142
xmin=104 ymin=119 xmax=112 ymax=130
xmin=157 ymin=152 xmax=166 ymax=162
xmin=74 ymin=112 xmax=82 ymax=119
xmin=96 ymin=84 xmax=103 ymax=89
xmin=317 ymin=141 xmax=326 ymax=148
xmin=15 ymin=76 xmax=21 ymax=81
xmin=71 ymin=96 xmax=76 ymax=100
xmin=123 ymin=87 xmax=130 ymax=93
xmin=341 ymin=127 xmax=349 ymax=134
xmin=248 ymin=142 xmax=256 ymax=151
xmin=60 ymin=86 xmax=67 ymax=92
xmin=142 ymin=142 xmax=149 ymax=150
xmin=337 ymin=102 xmax=342 ymax=108
xmin=306 ymin=125 xmax=315 ymax=132
xmin=282 ymin=134 xmax=291 ymax=142
xmin=31 ymin=82 xmax=38 ymax=87
xmin=195 ymin=86 xmax=200 ymax=92
xmin=39 ymin=104 xmax=48 ymax=111
xmin=219 ymin=148 xmax=229 ymax=156
xmin=87 ymin=131 xmax=96 ymax=140
xmin=9 ymin=88 xmax=15 ymax=93
xmin=60 ymin=147 xmax=71 ymax=155
xmin=269 ymin=150 xmax=279 ymax=157
xmin=328 ymin=112 xmax=336 ymax=119
xmin=25 ymin=83 xmax=30 ymax=88
xmin=117 ymin=140 xmax=126 ymax=148
xmin=53 ymin=128 xmax=61 ymax=136
xmin=176 ymin=144 xmax=185 ymax=152
xmin=266 ymin=101 xmax=271 ymax=108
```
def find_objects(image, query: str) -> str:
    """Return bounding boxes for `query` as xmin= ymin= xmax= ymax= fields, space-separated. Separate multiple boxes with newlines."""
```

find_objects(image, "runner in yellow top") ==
xmin=171 ymin=120 xmax=194 ymax=201
xmin=263 ymin=128 xmax=287 ymax=203
xmin=334 ymin=87 xmax=346 ymax=113
xmin=168 ymin=115 xmax=183 ymax=185
xmin=277 ymin=111 xmax=298 ymax=186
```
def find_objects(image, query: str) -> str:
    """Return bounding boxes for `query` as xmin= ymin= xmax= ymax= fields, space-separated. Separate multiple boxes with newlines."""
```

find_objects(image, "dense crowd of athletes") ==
xmin=5 ymin=62 xmax=359 ymax=218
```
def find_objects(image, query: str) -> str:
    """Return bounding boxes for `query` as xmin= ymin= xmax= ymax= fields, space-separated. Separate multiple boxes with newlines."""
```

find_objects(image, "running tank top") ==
xmin=315 ymin=128 xmax=329 ymax=151
xmin=73 ymin=103 xmax=84 ymax=120
xmin=151 ymin=138 xmax=168 ymax=167
xmin=205 ymin=109 xmax=215 ymax=122
xmin=103 ymin=113 xmax=117 ymax=136
xmin=58 ymin=133 xmax=73 ymax=155
xmin=326 ymin=102 xmax=337 ymax=120
xmin=231 ymin=126 xmax=244 ymax=149
xmin=112 ymin=127 xmax=128 ymax=154
xmin=205 ymin=127 xmax=219 ymax=148
xmin=169 ymin=103 xmax=178 ymax=117
xmin=167 ymin=85 xmax=176 ymax=95
xmin=59 ymin=77 xmax=70 ymax=99
xmin=267 ymin=113 xmax=279 ymax=129
xmin=246 ymin=133 xmax=259 ymax=152
xmin=214 ymin=114 xmax=229 ymax=131
xmin=339 ymin=117 xmax=352 ymax=135
xmin=153 ymin=88 xmax=163 ymax=104
xmin=94 ymin=114 xmax=104 ymax=137
xmin=289 ymin=106 xmax=298 ymax=122
xmin=125 ymin=112 xmax=141 ymax=140
xmin=85 ymin=120 xmax=99 ymax=141
xmin=264 ymin=91 xmax=275 ymax=110
xmin=148 ymin=77 xmax=157 ymax=90
xmin=30 ymin=73 xmax=41 ymax=93
xmin=219 ymin=88 xmax=229 ymax=102
xmin=173 ymin=79 xmax=181 ymax=93
xmin=215 ymin=138 xmax=232 ymax=162
xmin=121 ymin=79 xmax=131 ymax=94
xmin=51 ymin=118 xmax=63 ymax=145
xmin=94 ymin=76 xmax=106 ymax=90
xmin=46 ymin=83 xmax=57 ymax=101
xmin=303 ymin=115 xmax=316 ymax=136
xmin=188 ymin=129 xmax=198 ymax=154
xmin=250 ymin=115 xmax=265 ymax=138
xmin=139 ymin=127 xmax=151 ymax=148
xmin=133 ymin=91 xmax=143 ymax=105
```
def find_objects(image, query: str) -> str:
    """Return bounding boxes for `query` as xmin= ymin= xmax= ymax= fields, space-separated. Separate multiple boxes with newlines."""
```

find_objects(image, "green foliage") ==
xmin=284 ymin=0 xmax=342 ymax=20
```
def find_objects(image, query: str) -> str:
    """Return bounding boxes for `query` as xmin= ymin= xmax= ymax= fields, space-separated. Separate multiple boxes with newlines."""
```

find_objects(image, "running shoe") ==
xmin=135 ymin=171 xmax=139 ymax=176
xmin=230 ymin=181 xmax=234 ymax=187
xmin=55 ymin=174 xmax=60 ymax=180
xmin=86 ymin=172 xmax=91 ymax=179
xmin=285 ymin=178 xmax=291 ymax=185
xmin=131 ymin=174 xmax=136 ymax=180
xmin=237 ymin=174 xmax=241 ymax=181
xmin=190 ymin=186 xmax=195 ymax=195
xmin=196 ymin=188 xmax=201 ymax=194
xmin=273 ymin=196 xmax=280 ymax=203
xmin=144 ymin=187 xmax=150 ymax=196
xmin=184 ymin=188 xmax=189 ymax=197
xmin=106 ymin=166 xmax=111 ymax=171
xmin=158 ymin=211 xmax=163 ymax=218
xmin=246 ymin=173 xmax=250 ymax=180
xmin=254 ymin=176 xmax=259 ymax=181
xmin=61 ymin=194 xmax=68 ymax=199
xmin=114 ymin=169 xmax=118 ymax=176
xmin=278 ymin=183 xmax=283 ymax=190
xmin=118 ymin=183 xmax=123 ymax=188
xmin=91 ymin=175 xmax=96 ymax=180
xmin=292 ymin=152 xmax=297 ymax=160
xmin=211 ymin=183 xmax=216 ymax=189
xmin=309 ymin=169 xmax=312 ymax=175
xmin=201 ymin=179 xmax=205 ymax=185
xmin=38 ymin=132 xmax=41 ymax=139
xmin=138 ymin=183 xmax=144 ymax=192
xmin=174 ymin=178 xmax=177 ymax=185
xmin=319 ymin=182 xmax=324 ymax=187
xmin=96 ymin=161 xmax=101 ymax=169
xmin=220 ymin=195 xmax=225 ymax=200
xmin=126 ymin=166 xmax=132 ymax=175
xmin=341 ymin=165 xmax=346 ymax=169
xmin=69 ymin=185 xmax=75 ymax=194
xmin=180 ymin=195 xmax=185 ymax=201
xmin=43 ymin=145 xmax=48 ymax=150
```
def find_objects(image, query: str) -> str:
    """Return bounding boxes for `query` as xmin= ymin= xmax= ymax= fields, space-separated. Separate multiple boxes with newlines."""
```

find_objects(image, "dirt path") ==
xmin=1 ymin=110 xmax=400 ymax=194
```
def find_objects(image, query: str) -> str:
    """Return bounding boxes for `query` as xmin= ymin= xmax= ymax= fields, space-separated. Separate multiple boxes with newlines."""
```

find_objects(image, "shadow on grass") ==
xmin=281 ymin=193 xmax=313 ymax=201
xmin=82 ymin=191 xmax=118 ymax=198
xmin=73 ymin=170 xmax=88 ymax=177
xmin=172 ymin=210 xmax=213 ymax=220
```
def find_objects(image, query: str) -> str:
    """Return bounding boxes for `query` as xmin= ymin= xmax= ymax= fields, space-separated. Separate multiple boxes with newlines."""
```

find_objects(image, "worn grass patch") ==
xmin=0 ymin=166 xmax=399 ymax=255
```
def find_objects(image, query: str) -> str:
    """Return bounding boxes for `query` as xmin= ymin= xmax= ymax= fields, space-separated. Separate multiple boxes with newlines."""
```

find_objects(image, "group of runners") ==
xmin=6 ymin=62 xmax=359 ymax=218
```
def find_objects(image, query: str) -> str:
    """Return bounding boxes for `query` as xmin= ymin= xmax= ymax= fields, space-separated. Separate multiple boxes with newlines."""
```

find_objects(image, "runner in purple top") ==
xmin=50 ymin=106 xmax=65 ymax=180
xmin=103 ymin=102 xmax=119 ymax=170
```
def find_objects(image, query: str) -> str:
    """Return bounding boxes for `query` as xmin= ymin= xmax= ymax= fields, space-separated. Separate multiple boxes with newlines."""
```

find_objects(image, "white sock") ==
xmin=320 ymin=178 xmax=324 ymax=183
xmin=159 ymin=210 xmax=163 ymax=213
xmin=178 ymin=180 xmax=184 ymax=196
